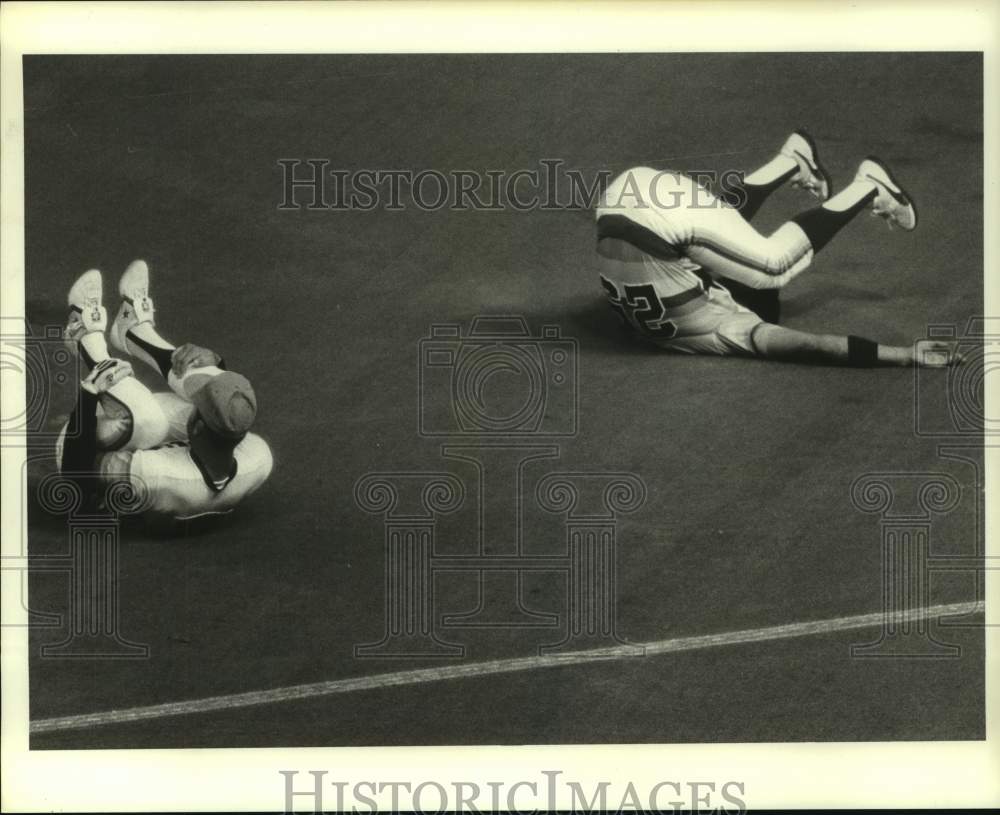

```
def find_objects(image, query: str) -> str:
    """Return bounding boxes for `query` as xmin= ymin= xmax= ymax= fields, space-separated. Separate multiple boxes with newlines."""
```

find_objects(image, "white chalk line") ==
xmin=30 ymin=601 xmax=982 ymax=735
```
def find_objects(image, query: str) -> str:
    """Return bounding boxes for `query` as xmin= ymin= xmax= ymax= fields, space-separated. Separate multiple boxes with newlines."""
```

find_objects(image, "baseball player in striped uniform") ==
xmin=57 ymin=261 xmax=273 ymax=519
xmin=595 ymin=130 xmax=959 ymax=367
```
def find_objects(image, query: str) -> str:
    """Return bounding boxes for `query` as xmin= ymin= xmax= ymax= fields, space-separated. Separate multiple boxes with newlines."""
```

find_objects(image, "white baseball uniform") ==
xmin=595 ymin=167 xmax=814 ymax=355
xmin=56 ymin=382 xmax=273 ymax=520
xmin=112 ymin=431 xmax=273 ymax=519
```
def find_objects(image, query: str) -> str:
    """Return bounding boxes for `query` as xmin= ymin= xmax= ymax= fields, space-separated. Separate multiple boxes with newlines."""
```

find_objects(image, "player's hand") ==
xmin=171 ymin=343 xmax=222 ymax=376
xmin=915 ymin=340 xmax=965 ymax=368
xmin=81 ymin=358 xmax=134 ymax=394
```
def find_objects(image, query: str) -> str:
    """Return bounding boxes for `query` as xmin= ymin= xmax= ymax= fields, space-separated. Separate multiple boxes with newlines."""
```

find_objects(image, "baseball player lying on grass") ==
xmin=57 ymin=261 xmax=273 ymax=519
xmin=595 ymin=130 xmax=960 ymax=367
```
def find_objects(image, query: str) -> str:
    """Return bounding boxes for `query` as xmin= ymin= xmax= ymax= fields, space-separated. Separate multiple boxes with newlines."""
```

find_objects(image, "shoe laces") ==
xmin=125 ymin=289 xmax=153 ymax=320
xmin=134 ymin=289 xmax=153 ymax=313
xmin=871 ymin=206 xmax=895 ymax=230
xmin=792 ymin=176 xmax=824 ymax=199
xmin=64 ymin=314 xmax=84 ymax=339
xmin=83 ymin=295 xmax=103 ymax=324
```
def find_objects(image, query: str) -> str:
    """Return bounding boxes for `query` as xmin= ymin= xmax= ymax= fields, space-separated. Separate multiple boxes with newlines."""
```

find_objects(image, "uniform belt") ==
xmin=661 ymin=286 xmax=709 ymax=314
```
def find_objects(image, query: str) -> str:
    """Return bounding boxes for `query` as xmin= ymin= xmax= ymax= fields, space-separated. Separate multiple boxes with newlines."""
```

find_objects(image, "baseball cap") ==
xmin=189 ymin=373 xmax=257 ymax=486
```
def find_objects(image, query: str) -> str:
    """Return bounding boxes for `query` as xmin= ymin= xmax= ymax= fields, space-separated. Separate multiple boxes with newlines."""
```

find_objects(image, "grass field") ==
xmin=22 ymin=53 xmax=984 ymax=748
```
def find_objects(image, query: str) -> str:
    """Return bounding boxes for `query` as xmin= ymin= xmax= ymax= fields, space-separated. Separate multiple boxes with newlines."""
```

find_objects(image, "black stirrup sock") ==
xmin=791 ymin=188 xmax=876 ymax=253
xmin=721 ymin=166 xmax=797 ymax=221
xmin=126 ymin=330 xmax=174 ymax=379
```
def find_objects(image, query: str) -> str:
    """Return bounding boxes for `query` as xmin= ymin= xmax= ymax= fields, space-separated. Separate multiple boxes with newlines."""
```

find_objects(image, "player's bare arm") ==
xmin=171 ymin=342 xmax=223 ymax=375
xmin=751 ymin=324 xmax=958 ymax=368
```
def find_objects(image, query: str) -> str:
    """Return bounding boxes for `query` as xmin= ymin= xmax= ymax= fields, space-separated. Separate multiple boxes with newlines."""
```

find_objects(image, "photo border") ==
xmin=1 ymin=1 xmax=997 ymax=811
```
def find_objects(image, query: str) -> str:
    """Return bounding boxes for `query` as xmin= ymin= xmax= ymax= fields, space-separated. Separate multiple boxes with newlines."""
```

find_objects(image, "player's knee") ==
xmin=95 ymin=407 xmax=131 ymax=449
xmin=129 ymin=403 xmax=170 ymax=450
xmin=258 ymin=438 xmax=274 ymax=484
xmin=760 ymin=243 xmax=812 ymax=283
xmin=247 ymin=435 xmax=274 ymax=491
xmin=104 ymin=378 xmax=171 ymax=450
xmin=99 ymin=449 xmax=135 ymax=483
xmin=53 ymin=424 xmax=68 ymax=470
xmin=762 ymin=251 xmax=796 ymax=280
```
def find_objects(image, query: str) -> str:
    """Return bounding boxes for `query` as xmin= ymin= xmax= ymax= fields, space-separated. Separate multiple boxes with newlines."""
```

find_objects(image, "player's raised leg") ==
xmin=64 ymin=269 xmax=169 ymax=453
xmin=718 ymin=131 xmax=832 ymax=324
xmin=723 ymin=129 xmax=832 ymax=221
xmin=64 ymin=269 xmax=110 ymax=371
xmin=110 ymin=259 xmax=173 ymax=375
xmin=788 ymin=156 xmax=916 ymax=248
xmin=59 ymin=358 xmax=136 ymax=474
xmin=688 ymin=155 xmax=916 ymax=294
xmin=111 ymin=259 xmax=231 ymax=404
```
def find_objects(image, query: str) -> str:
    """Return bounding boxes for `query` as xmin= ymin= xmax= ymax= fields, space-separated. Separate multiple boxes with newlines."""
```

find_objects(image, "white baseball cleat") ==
xmin=110 ymin=259 xmax=155 ymax=354
xmin=81 ymin=358 xmax=134 ymax=395
xmin=780 ymin=129 xmax=832 ymax=201
xmin=855 ymin=156 xmax=917 ymax=231
xmin=64 ymin=269 xmax=107 ymax=351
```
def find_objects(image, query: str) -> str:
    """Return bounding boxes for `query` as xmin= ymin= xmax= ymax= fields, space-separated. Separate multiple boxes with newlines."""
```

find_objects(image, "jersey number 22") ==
xmin=600 ymin=276 xmax=678 ymax=340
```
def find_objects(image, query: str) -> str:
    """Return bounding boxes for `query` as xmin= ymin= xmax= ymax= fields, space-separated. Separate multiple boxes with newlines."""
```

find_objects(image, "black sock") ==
xmin=719 ymin=279 xmax=781 ymax=324
xmin=791 ymin=188 xmax=877 ymax=253
xmin=62 ymin=390 xmax=99 ymax=475
xmin=126 ymin=330 xmax=173 ymax=379
xmin=61 ymin=389 xmax=102 ymax=510
xmin=722 ymin=166 xmax=797 ymax=221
